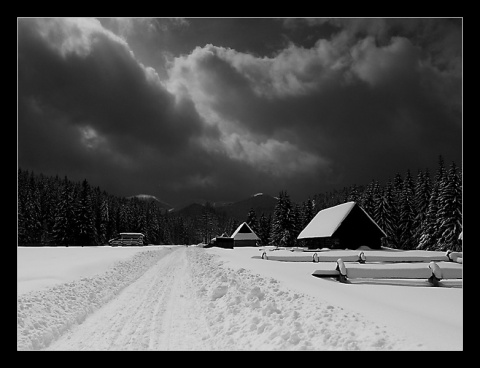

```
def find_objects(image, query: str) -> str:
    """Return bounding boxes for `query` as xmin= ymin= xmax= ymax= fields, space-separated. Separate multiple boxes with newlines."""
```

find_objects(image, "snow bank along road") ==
xmin=18 ymin=246 xmax=455 ymax=350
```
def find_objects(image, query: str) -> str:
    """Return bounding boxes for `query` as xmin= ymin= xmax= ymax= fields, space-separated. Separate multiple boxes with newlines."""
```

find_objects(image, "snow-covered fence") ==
xmin=319 ymin=258 xmax=462 ymax=286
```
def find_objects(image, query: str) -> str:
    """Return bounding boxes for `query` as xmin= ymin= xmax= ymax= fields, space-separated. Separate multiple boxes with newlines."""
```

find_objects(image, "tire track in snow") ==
xmin=18 ymin=248 xmax=171 ymax=351
xmin=46 ymin=247 xmax=212 ymax=350
xmin=154 ymin=247 xmax=213 ymax=350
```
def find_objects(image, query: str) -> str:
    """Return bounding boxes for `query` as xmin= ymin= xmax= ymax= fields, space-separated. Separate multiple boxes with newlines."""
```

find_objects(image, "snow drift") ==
xmin=187 ymin=249 xmax=422 ymax=350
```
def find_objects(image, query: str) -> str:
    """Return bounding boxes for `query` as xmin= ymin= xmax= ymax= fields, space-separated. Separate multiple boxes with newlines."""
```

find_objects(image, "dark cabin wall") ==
xmin=301 ymin=237 xmax=339 ymax=249
xmin=215 ymin=237 xmax=234 ymax=249
xmin=334 ymin=205 xmax=384 ymax=249
xmin=234 ymin=239 xmax=258 ymax=247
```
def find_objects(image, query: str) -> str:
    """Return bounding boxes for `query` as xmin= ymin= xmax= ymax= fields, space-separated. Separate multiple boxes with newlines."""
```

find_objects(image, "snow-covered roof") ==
xmin=231 ymin=222 xmax=259 ymax=240
xmin=297 ymin=202 xmax=355 ymax=239
xmin=297 ymin=201 xmax=386 ymax=240
xmin=298 ymin=201 xmax=387 ymax=240
xmin=119 ymin=233 xmax=145 ymax=237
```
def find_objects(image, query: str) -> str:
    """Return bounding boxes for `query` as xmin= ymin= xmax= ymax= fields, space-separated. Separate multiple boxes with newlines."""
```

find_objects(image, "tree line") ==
xmin=17 ymin=170 xmax=195 ymax=246
xmin=246 ymin=156 xmax=462 ymax=252
xmin=18 ymin=155 xmax=462 ymax=251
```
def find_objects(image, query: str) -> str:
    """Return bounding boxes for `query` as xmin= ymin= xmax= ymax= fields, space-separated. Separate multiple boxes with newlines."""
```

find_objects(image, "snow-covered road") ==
xmin=46 ymin=247 xmax=213 ymax=350
xmin=35 ymin=246 xmax=433 ymax=351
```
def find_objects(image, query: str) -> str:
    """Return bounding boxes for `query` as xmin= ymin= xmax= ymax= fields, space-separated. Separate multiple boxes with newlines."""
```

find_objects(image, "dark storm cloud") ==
xmin=18 ymin=18 xmax=462 ymax=205
xmin=18 ymin=19 xmax=203 ymax=154
xmin=17 ymin=18 xmax=222 ymax=202
xmin=164 ymin=18 xmax=462 ymax=200
xmin=17 ymin=18 xmax=302 ymax=204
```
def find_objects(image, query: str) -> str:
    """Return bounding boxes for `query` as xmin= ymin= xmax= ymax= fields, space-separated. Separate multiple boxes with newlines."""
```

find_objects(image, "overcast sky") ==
xmin=18 ymin=18 xmax=462 ymax=206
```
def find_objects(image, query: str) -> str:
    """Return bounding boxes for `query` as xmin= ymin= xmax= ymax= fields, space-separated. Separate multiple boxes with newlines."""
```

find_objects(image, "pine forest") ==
xmin=17 ymin=156 xmax=462 ymax=252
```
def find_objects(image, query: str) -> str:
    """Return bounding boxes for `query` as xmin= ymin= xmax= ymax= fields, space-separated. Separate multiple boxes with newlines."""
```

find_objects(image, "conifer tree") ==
xmin=151 ymin=207 xmax=164 ymax=244
xmin=360 ymin=180 xmax=377 ymax=219
xmin=137 ymin=202 xmax=148 ymax=235
xmin=374 ymin=180 xmax=397 ymax=247
xmin=33 ymin=173 xmax=44 ymax=240
xmin=417 ymin=184 xmax=440 ymax=250
xmin=388 ymin=173 xmax=403 ymax=246
xmin=117 ymin=202 xmax=130 ymax=233
xmin=97 ymin=197 xmax=109 ymax=244
xmin=17 ymin=169 xmax=29 ymax=243
xmin=435 ymin=155 xmax=447 ymax=184
xmin=435 ymin=162 xmax=462 ymax=251
xmin=270 ymin=191 xmax=295 ymax=247
xmin=413 ymin=169 xmax=432 ymax=245
xmin=301 ymin=198 xmax=316 ymax=229
xmin=52 ymin=177 xmax=76 ymax=246
xmin=347 ymin=184 xmax=361 ymax=202
xmin=246 ymin=207 xmax=258 ymax=234
xmin=157 ymin=212 xmax=170 ymax=244
xmin=200 ymin=203 xmax=217 ymax=244
xmin=225 ymin=217 xmax=239 ymax=237
xmin=291 ymin=203 xmax=302 ymax=243
xmin=22 ymin=172 xmax=43 ymax=244
xmin=398 ymin=170 xmax=416 ymax=249
xmin=75 ymin=179 xmax=97 ymax=246
xmin=430 ymin=155 xmax=448 ymax=246
xmin=257 ymin=213 xmax=271 ymax=247
xmin=392 ymin=173 xmax=404 ymax=203
xmin=106 ymin=198 xmax=118 ymax=240
xmin=38 ymin=174 xmax=58 ymax=244
xmin=171 ymin=216 xmax=188 ymax=245
xmin=145 ymin=202 xmax=159 ymax=244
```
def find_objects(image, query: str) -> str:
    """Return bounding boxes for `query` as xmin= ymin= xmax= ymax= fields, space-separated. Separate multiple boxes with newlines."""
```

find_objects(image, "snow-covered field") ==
xmin=17 ymin=245 xmax=463 ymax=351
xmin=17 ymin=246 xmax=155 ymax=295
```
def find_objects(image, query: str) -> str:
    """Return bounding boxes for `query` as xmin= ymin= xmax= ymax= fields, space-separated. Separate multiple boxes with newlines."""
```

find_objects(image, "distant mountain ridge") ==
xmin=130 ymin=192 xmax=278 ymax=222
xmin=171 ymin=193 xmax=277 ymax=223
xmin=171 ymin=198 xmax=234 ymax=212
xmin=219 ymin=193 xmax=277 ymax=221
xmin=127 ymin=194 xmax=173 ymax=211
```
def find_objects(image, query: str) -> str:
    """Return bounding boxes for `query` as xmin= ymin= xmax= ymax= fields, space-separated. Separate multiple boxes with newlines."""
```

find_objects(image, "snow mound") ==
xmin=186 ymin=248 xmax=418 ymax=350
xmin=17 ymin=248 xmax=172 ymax=351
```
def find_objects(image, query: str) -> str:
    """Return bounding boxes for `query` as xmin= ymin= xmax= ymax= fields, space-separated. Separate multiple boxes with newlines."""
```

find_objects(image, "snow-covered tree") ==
xmin=398 ymin=170 xmax=416 ymax=249
xmin=74 ymin=179 xmax=97 ymax=246
xmin=435 ymin=162 xmax=462 ymax=251
xmin=347 ymin=184 xmax=361 ymax=202
xmin=374 ymin=180 xmax=397 ymax=247
xmin=417 ymin=184 xmax=440 ymax=250
xmin=301 ymin=198 xmax=316 ymax=229
xmin=98 ymin=197 xmax=109 ymax=244
xmin=257 ymin=213 xmax=271 ymax=247
xmin=246 ymin=207 xmax=258 ymax=234
xmin=413 ymin=169 xmax=432 ymax=245
xmin=24 ymin=172 xmax=43 ymax=244
xmin=52 ymin=177 xmax=76 ymax=246
xmin=270 ymin=191 xmax=296 ymax=247
xmin=360 ymin=180 xmax=377 ymax=219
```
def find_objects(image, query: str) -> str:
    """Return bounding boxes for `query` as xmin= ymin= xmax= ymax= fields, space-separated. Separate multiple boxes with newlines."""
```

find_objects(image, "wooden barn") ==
xmin=231 ymin=222 xmax=259 ymax=247
xmin=297 ymin=201 xmax=386 ymax=250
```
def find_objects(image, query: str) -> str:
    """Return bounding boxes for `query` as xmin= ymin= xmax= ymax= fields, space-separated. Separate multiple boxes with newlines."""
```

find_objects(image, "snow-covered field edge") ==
xmin=17 ymin=247 xmax=174 ymax=350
